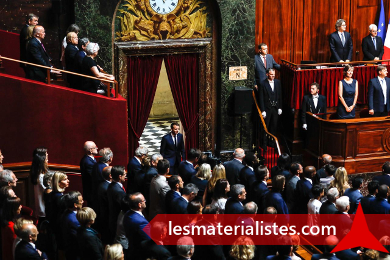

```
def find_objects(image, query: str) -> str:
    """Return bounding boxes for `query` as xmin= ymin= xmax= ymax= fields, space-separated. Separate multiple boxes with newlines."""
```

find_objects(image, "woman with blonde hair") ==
xmin=229 ymin=236 xmax=255 ymax=260
xmin=202 ymin=164 xmax=226 ymax=205
xmin=191 ymin=163 xmax=212 ymax=201
xmin=48 ymin=172 xmax=69 ymax=229
xmin=330 ymin=167 xmax=350 ymax=196
xmin=104 ymin=244 xmax=124 ymax=260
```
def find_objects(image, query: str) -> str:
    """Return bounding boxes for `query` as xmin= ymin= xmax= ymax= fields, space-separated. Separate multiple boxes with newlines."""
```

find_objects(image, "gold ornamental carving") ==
xmin=116 ymin=0 xmax=210 ymax=41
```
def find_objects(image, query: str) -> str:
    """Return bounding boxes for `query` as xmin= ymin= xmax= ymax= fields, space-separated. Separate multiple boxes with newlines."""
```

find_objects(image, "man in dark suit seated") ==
xmin=91 ymin=147 xmax=113 ymax=210
xmin=225 ymin=184 xmax=246 ymax=214
xmin=223 ymin=148 xmax=245 ymax=186
xmin=168 ymin=236 xmax=195 ymax=260
xmin=368 ymin=184 xmax=390 ymax=214
xmin=284 ymin=162 xmax=302 ymax=213
xmin=343 ymin=177 xmax=363 ymax=214
xmin=15 ymin=223 xmax=48 ymax=260
xmin=362 ymin=24 xmax=384 ymax=61
xmin=254 ymin=43 xmax=281 ymax=88
xmin=368 ymin=65 xmax=390 ymax=117
xmin=301 ymin=82 xmax=327 ymax=130
xmin=165 ymin=175 xmax=184 ymax=214
xmin=373 ymin=161 xmax=390 ymax=187
xmin=316 ymin=154 xmax=332 ymax=178
xmin=107 ymin=166 xmax=127 ymax=243
xmin=80 ymin=141 xmax=98 ymax=206
xmin=311 ymin=235 xmax=340 ymax=260
xmin=127 ymin=146 xmax=148 ymax=194
xmin=295 ymin=166 xmax=315 ymax=214
xmin=360 ymin=180 xmax=379 ymax=214
xmin=123 ymin=192 xmax=150 ymax=260
xmin=239 ymin=152 xmax=258 ymax=196
xmin=178 ymin=148 xmax=201 ymax=185
xmin=171 ymin=183 xmax=199 ymax=214
xmin=249 ymin=165 xmax=269 ymax=212
xmin=329 ymin=19 xmax=353 ymax=63
xmin=97 ymin=166 xmax=112 ymax=244
xmin=319 ymin=187 xmax=339 ymax=214
xmin=26 ymin=25 xmax=60 ymax=82
xmin=61 ymin=191 xmax=83 ymax=260
xmin=20 ymin=13 xmax=39 ymax=75
xmin=160 ymin=122 xmax=185 ymax=175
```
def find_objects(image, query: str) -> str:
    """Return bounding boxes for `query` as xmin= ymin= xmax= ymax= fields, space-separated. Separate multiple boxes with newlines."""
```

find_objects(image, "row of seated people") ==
xmin=19 ymin=14 xmax=114 ymax=95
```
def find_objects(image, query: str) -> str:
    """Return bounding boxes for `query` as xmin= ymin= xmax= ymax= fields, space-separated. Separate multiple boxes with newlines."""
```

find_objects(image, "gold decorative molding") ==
xmin=115 ymin=0 xmax=210 ymax=41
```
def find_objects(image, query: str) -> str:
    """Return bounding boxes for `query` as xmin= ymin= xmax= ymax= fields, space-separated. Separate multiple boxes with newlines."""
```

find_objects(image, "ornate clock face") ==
xmin=149 ymin=0 xmax=179 ymax=15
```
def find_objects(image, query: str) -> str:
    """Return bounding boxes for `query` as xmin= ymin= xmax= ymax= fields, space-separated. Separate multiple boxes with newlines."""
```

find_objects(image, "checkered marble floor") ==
xmin=139 ymin=118 xmax=179 ymax=154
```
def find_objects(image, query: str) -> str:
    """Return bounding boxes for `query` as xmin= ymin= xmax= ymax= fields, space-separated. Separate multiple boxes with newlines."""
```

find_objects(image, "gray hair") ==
xmin=151 ymin=153 xmax=163 ymax=162
xmin=335 ymin=19 xmax=346 ymax=31
xmin=176 ymin=236 xmax=194 ymax=257
xmin=27 ymin=13 xmax=39 ymax=22
xmin=79 ymin=37 xmax=89 ymax=47
xmin=369 ymin=24 xmax=377 ymax=31
xmin=135 ymin=146 xmax=149 ymax=157
xmin=230 ymin=184 xmax=245 ymax=199
xmin=182 ymin=183 xmax=199 ymax=196
xmin=99 ymin=148 xmax=113 ymax=163
xmin=234 ymin=148 xmax=245 ymax=159
xmin=43 ymin=171 xmax=54 ymax=188
xmin=0 ymin=170 xmax=13 ymax=183
xmin=244 ymin=201 xmax=258 ymax=214
xmin=85 ymin=42 xmax=99 ymax=55
xmin=327 ymin=187 xmax=339 ymax=202
xmin=336 ymin=196 xmax=349 ymax=211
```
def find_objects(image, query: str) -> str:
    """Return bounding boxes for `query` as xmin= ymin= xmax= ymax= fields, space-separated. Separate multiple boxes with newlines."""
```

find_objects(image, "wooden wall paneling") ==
xmin=291 ymin=0 xmax=304 ymax=63
xmin=357 ymin=129 xmax=385 ymax=155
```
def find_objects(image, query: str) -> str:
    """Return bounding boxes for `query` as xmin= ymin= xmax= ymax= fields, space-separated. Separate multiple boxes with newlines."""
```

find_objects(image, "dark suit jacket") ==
xmin=123 ymin=210 xmax=150 ymax=260
xmin=19 ymin=24 xmax=29 ymax=64
xmin=368 ymin=77 xmax=390 ymax=113
xmin=223 ymin=159 xmax=244 ymax=186
xmin=311 ymin=253 xmax=340 ymax=260
xmin=259 ymin=79 xmax=283 ymax=113
xmin=284 ymin=175 xmax=299 ymax=213
xmin=92 ymin=162 xmax=106 ymax=199
xmin=26 ymin=37 xmax=52 ymax=82
xmin=254 ymin=54 xmax=281 ymax=86
xmin=362 ymin=34 xmax=384 ymax=60
xmin=316 ymin=166 xmax=327 ymax=178
xmin=329 ymin=31 xmax=353 ymax=62
xmin=97 ymin=180 xmax=110 ymax=243
xmin=165 ymin=190 xmax=181 ymax=214
xmin=335 ymin=249 xmax=360 ymax=260
xmin=76 ymin=227 xmax=103 ymax=260
xmin=295 ymin=178 xmax=313 ymax=214
xmin=360 ymin=194 xmax=375 ymax=214
xmin=107 ymin=181 xmax=126 ymax=241
xmin=127 ymin=156 xmax=144 ymax=194
xmin=178 ymin=161 xmax=197 ymax=185
xmin=160 ymin=133 xmax=185 ymax=174
xmin=343 ymin=188 xmax=362 ymax=214
xmin=80 ymin=155 xmax=96 ymax=202
xmin=250 ymin=181 xmax=269 ymax=212
xmin=61 ymin=209 xmax=80 ymax=257
xmin=264 ymin=191 xmax=289 ymax=223
xmin=140 ymin=239 xmax=171 ymax=260
xmin=369 ymin=197 xmax=390 ymax=214
xmin=301 ymin=94 xmax=327 ymax=124
xmin=373 ymin=174 xmax=390 ymax=186
xmin=239 ymin=166 xmax=256 ymax=192
xmin=190 ymin=175 xmax=207 ymax=202
xmin=224 ymin=198 xmax=244 ymax=214
xmin=336 ymin=211 xmax=353 ymax=231
xmin=319 ymin=200 xmax=338 ymax=214
xmin=65 ymin=43 xmax=78 ymax=71
xmin=171 ymin=196 xmax=188 ymax=214
xmin=15 ymin=240 xmax=48 ymax=260
xmin=192 ymin=219 xmax=225 ymax=260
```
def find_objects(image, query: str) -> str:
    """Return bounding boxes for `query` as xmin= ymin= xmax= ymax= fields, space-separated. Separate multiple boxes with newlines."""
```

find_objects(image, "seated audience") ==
xmin=203 ymin=164 xmax=226 ymax=206
xmin=15 ymin=223 xmax=47 ymax=260
xmin=76 ymin=207 xmax=103 ymax=260
xmin=210 ymin=179 xmax=230 ymax=213
xmin=330 ymin=167 xmax=350 ymax=196
xmin=225 ymin=184 xmax=246 ymax=214
xmin=343 ymin=176 xmax=363 ymax=214
xmin=229 ymin=236 xmax=256 ymax=260
xmin=81 ymin=42 xmax=115 ymax=94
xmin=104 ymin=244 xmax=124 ymax=260
xmin=2 ymin=197 xmax=22 ymax=260
xmin=190 ymin=163 xmax=211 ymax=202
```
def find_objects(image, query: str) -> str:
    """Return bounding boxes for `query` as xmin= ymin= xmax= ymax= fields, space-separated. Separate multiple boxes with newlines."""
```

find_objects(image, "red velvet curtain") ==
xmin=164 ymin=54 xmax=199 ymax=156
xmin=127 ymin=56 xmax=163 ymax=157
xmin=281 ymin=64 xmax=390 ymax=109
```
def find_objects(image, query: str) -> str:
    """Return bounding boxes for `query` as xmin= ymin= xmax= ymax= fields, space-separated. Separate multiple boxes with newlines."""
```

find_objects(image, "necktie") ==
xmin=122 ymin=186 xmax=126 ymax=193
xmin=174 ymin=136 xmax=177 ymax=147
xmin=341 ymin=33 xmax=345 ymax=46
xmin=373 ymin=37 xmax=377 ymax=50
xmin=263 ymin=56 xmax=267 ymax=68
xmin=41 ymin=42 xmax=46 ymax=52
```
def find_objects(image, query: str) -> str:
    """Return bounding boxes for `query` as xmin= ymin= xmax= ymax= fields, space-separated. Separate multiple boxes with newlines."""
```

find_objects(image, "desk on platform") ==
xmin=305 ymin=113 xmax=390 ymax=174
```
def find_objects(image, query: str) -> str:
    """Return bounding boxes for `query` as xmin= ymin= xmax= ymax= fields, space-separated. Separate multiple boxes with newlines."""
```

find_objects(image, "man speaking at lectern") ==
xmin=368 ymin=65 xmax=390 ymax=117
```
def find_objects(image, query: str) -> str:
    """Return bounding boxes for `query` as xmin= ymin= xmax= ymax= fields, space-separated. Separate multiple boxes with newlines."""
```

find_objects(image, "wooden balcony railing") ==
xmin=281 ymin=59 xmax=390 ymax=70
xmin=0 ymin=55 xmax=119 ymax=98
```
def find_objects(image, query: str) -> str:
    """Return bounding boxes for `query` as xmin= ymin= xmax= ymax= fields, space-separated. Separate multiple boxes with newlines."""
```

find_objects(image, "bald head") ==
xmin=102 ymin=166 xmax=112 ymax=181
xmin=234 ymin=148 xmax=245 ymax=160
xmin=83 ymin=141 xmax=98 ymax=156
xmin=304 ymin=166 xmax=316 ymax=178
xmin=324 ymin=235 xmax=339 ymax=252
xmin=33 ymin=25 xmax=45 ymax=40
xmin=20 ymin=223 xmax=38 ymax=243
xmin=322 ymin=154 xmax=332 ymax=164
